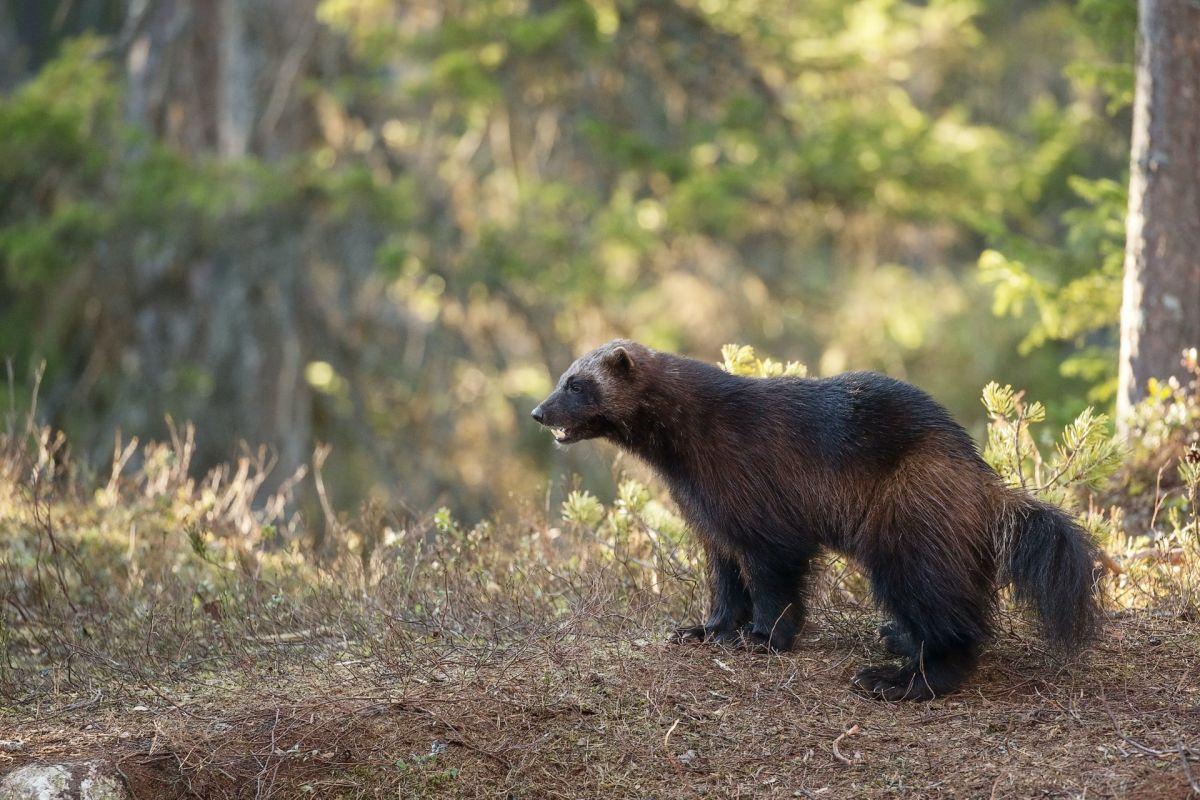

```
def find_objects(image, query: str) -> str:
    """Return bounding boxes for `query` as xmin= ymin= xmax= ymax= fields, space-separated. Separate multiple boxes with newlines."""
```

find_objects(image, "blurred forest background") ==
xmin=0 ymin=0 xmax=1136 ymax=519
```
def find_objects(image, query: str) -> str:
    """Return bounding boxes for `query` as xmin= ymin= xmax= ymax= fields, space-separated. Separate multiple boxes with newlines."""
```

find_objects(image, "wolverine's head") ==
xmin=531 ymin=339 xmax=649 ymax=445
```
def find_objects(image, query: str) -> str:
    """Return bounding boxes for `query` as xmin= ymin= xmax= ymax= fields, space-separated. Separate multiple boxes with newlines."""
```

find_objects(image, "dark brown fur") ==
xmin=532 ymin=340 xmax=1101 ymax=700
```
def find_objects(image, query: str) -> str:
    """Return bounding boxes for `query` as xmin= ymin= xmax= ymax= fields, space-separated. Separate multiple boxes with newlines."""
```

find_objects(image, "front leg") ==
xmin=673 ymin=549 xmax=751 ymax=644
xmin=736 ymin=552 xmax=813 ymax=653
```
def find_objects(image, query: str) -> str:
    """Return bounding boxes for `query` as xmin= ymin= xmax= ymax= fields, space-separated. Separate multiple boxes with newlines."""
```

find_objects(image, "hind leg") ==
xmin=852 ymin=646 xmax=978 ymax=701
xmin=673 ymin=550 xmax=751 ymax=645
xmin=854 ymin=544 xmax=992 ymax=700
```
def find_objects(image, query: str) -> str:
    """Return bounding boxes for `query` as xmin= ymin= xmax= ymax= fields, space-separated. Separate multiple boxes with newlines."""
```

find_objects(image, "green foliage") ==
xmin=0 ymin=37 xmax=115 ymax=288
xmin=0 ymin=0 xmax=1137 ymax=516
xmin=561 ymin=489 xmax=605 ymax=528
xmin=561 ymin=479 xmax=694 ymax=587
xmin=1180 ymin=452 xmax=1200 ymax=498
xmin=719 ymin=344 xmax=807 ymax=378
xmin=982 ymin=381 xmax=1123 ymax=536
xmin=433 ymin=506 xmax=460 ymax=537
xmin=977 ymin=0 xmax=1135 ymax=403
xmin=979 ymin=175 xmax=1127 ymax=401
xmin=1121 ymin=351 xmax=1200 ymax=464
xmin=318 ymin=0 xmax=1131 ymax=365
xmin=1072 ymin=0 xmax=1138 ymax=113
xmin=1104 ymin=357 xmax=1200 ymax=610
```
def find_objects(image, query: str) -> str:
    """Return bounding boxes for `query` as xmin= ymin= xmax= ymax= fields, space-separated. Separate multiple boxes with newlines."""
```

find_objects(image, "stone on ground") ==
xmin=0 ymin=762 xmax=129 ymax=800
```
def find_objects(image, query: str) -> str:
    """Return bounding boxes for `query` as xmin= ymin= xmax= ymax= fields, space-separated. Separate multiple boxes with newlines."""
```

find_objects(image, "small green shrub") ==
xmin=982 ymin=382 xmax=1123 ymax=500
xmin=719 ymin=344 xmax=808 ymax=378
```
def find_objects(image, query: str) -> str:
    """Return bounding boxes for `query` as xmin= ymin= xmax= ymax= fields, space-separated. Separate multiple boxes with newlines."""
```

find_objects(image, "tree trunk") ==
xmin=122 ymin=0 xmax=318 ymax=158
xmin=217 ymin=0 xmax=255 ymax=158
xmin=0 ymin=4 xmax=20 ymax=90
xmin=109 ymin=0 xmax=324 ymax=495
xmin=1116 ymin=0 xmax=1200 ymax=429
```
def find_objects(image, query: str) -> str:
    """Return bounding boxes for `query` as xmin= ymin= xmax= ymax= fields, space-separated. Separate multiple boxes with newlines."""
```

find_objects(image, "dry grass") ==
xmin=2 ymin=412 xmax=1199 ymax=798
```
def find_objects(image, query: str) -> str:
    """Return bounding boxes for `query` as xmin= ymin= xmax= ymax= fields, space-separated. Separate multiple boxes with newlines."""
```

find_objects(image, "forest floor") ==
xmin=3 ymin=603 xmax=1198 ymax=799
xmin=4 ymin=415 xmax=1200 ymax=798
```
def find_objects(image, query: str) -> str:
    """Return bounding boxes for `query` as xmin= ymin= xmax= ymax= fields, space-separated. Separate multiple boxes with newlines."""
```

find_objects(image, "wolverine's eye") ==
xmin=567 ymin=381 xmax=583 ymax=394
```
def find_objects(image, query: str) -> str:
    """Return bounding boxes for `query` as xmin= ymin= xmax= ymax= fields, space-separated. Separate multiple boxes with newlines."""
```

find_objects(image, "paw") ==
xmin=733 ymin=629 xmax=792 ymax=654
xmin=672 ymin=623 xmax=740 ymax=643
xmin=851 ymin=665 xmax=936 ymax=701
xmin=877 ymin=621 xmax=916 ymax=657
xmin=671 ymin=624 xmax=714 ymax=643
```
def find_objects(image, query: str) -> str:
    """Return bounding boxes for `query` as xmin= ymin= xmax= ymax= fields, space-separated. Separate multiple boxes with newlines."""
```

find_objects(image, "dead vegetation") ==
xmin=2 ymin=390 xmax=1199 ymax=798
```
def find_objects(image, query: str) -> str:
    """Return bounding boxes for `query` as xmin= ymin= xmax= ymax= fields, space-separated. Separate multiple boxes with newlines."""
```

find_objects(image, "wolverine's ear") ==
xmin=604 ymin=345 xmax=635 ymax=376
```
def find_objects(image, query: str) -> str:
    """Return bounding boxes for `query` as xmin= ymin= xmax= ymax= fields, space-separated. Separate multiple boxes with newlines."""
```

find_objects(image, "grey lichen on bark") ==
xmin=1116 ymin=0 xmax=1200 ymax=431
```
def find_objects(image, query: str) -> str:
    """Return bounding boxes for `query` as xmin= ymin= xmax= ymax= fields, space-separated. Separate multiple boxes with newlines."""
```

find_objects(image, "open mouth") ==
xmin=551 ymin=426 xmax=574 ymax=443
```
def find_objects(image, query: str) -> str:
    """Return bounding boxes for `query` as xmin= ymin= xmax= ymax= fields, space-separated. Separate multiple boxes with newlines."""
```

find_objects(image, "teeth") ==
xmin=552 ymin=427 xmax=568 ymax=440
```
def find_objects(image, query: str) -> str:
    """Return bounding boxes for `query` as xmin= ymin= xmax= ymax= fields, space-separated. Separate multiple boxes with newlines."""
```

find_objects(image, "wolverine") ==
xmin=531 ymin=339 xmax=1101 ymax=700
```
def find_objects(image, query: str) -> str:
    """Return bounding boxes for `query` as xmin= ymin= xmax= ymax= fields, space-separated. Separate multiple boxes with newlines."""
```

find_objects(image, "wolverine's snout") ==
xmin=530 ymin=390 xmax=585 ymax=443
xmin=530 ymin=392 xmax=561 ymax=426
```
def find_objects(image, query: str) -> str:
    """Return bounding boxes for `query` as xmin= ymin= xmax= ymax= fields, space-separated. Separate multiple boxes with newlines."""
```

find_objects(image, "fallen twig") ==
xmin=663 ymin=718 xmax=683 ymax=777
xmin=832 ymin=723 xmax=861 ymax=766
xmin=1180 ymin=739 xmax=1200 ymax=796
xmin=244 ymin=627 xmax=336 ymax=645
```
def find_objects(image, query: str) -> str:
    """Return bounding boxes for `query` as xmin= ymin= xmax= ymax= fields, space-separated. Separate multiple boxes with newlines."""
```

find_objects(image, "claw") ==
xmin=671 ymin=624 xmax=712 ymax=643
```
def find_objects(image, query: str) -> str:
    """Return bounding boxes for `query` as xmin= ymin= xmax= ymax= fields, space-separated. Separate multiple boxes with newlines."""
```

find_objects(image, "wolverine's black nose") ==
xmin=530 ymin=406 xmax=545 ymax=424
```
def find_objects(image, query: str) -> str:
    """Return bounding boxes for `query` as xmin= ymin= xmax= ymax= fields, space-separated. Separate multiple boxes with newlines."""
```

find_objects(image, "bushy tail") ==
xmin=1005 ymin=499 xmax=1102 ymax=651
